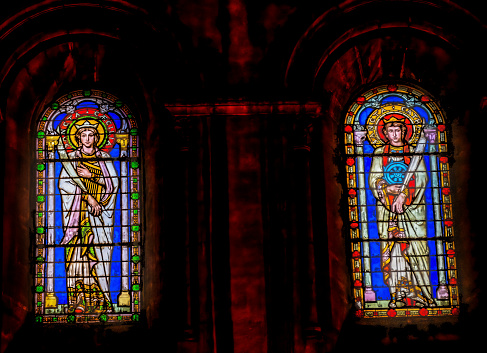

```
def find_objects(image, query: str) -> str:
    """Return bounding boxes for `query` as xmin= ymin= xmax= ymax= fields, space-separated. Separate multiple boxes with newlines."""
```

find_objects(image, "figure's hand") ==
xmin=77 ymin=164 xmax=92 ymax=178
xmin=86 ymin=194 xmax=102 ymax=216
xmin=392 ymin=193 xmax=407 ymax=214
xmin=386 ymin=185 xmax=402 ymax=194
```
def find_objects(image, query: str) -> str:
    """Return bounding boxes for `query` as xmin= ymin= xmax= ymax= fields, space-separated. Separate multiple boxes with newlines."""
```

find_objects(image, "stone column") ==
xmin=292 ymin=115 xmax=320 ymax=338
xmin=424 ymin=127 xmax=449 ymax=300
xmin=175 ymin=117 xmax=197 ymax=340
xmin=44 ymin=134 xmax=60 ymax=309
xmin=116 ymin=133 xmax=131 ymax=307
xmin=353 ymin=130 xmax=376 ymax=302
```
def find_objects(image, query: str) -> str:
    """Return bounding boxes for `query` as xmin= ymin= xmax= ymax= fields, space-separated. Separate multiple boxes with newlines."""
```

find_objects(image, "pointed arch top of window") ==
xmin=34 ymin=89 xmax=142 ymax=324
xmin=342 ymin=83 xmax=459 ymax=319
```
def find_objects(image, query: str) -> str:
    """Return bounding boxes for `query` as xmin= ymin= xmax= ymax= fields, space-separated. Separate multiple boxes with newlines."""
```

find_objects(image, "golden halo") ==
xmin=67 ymin=117 xmax=107 ymax=149
xmin=365 ymin=103 xmax=424 ymax=148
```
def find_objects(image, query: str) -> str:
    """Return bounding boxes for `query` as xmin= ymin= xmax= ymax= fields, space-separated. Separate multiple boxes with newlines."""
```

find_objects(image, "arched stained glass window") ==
xmin=34 ymin=90 xmax=142 ymax=323
xmin=343 ymin=83 xmax=459 ymax=318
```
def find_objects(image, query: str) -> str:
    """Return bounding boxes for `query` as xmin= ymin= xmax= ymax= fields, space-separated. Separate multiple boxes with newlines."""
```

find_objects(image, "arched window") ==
xmin=343 ymin=83 xmax=459 ymax=318
xmin=34 ymin=90 xmax=142 ymax=323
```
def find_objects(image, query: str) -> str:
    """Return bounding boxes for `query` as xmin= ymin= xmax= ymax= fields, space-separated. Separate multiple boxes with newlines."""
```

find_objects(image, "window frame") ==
xmin=342 ymin=83 xmax=460 ymax=319
xmin=33 ymin=89 xmax=143 ymax=324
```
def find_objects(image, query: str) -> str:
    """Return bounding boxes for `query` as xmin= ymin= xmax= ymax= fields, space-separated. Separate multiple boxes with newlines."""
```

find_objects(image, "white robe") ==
xmin=369 ymin=144 xmax=433 ymax=304
xmin=58 ymin=149 xmax=119 ymax=306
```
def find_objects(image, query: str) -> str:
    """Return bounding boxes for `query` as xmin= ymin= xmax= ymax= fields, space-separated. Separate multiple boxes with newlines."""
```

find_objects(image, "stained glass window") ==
xmin=34 ymin=90 xmax=142 ymax=323
xmin=343 ymin=83 xmax=459 ymax=318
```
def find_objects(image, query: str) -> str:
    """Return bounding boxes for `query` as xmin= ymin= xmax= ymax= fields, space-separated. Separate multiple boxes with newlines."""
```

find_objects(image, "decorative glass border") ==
xmin=34 ymin=89 xmax=142 ymax=323
xmin=343 ymin=83 xmax=459 ymax=318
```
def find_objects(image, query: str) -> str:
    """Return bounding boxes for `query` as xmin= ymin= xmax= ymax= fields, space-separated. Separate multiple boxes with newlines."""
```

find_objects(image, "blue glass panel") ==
xmin=429 ymin=241 xmax=438 ymax=260
xmin=76 ymin=101 xmax=99 ymax=109
xmin=113 ymin=226 xmax=121 ymax=243
xmin=54 ymin=253 xmax=67 ymax=304
xmin=55 ymin=278 xmax=68 ymax=304
xmin=358 ymin=107 xmax=374 ymax=125
xmin=413 ymin=106 xmax=431 ymax=123
xmin=52 ymin=113 xmax=67 ymax=130
xmin=430 ymin=265 xmax=439 ymax=287
xmin=54 ymin=247 xmax=65 ymax=263
xmin=110 ymin=144 xmax=121 ymax=158
xmin=381 ymin=95 xmax=405 ymax=104
xmin=370 ymin=241 xmax=381 ymax=258
xmin=107 ymin=112 xmax=122 ymax=130
xmin=110 ymin=246 xmax=122 ymax=303
xmin=363 ymin=140 xmax=374 ymax=154
xmin=113 ymin=160 xmax=121 ymax=180
xmin=367 ymin=214 xmax=378 ymax=239
xmin=371 ymin=272 xmax=389 ymax=300
xmin=424 ymin=155 xmax=431 ymax=173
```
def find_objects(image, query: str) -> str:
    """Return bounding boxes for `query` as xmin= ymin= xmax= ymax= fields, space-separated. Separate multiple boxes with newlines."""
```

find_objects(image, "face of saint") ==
xmin=80 ymin=129 xmax=97 ymax=150
xmin=385 ymin=125 xmax=404 ymax=146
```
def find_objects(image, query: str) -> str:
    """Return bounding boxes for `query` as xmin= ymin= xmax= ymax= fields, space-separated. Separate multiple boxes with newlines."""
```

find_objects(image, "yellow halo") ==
xmin=365 ymin=103 xmax=423 ymax=148
xmin=67 ymin=117 xmax=107 ymax=149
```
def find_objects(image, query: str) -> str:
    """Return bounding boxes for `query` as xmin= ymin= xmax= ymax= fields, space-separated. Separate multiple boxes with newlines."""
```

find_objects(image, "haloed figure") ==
xmin=369 ymin=116 xmax=435 ymax=309
xmin=59 ymin=122 xmax=119 ymax=313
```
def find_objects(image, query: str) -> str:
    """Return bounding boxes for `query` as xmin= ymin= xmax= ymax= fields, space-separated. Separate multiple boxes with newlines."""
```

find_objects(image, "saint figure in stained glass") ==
xmin=58 ymin=120 xmax=119 ymax=314
xmin=35 ymin=90 xmax=142 ymax=323
xmin=369 ymin=115 xmax=434 ymax=309
xmin=343 ymin=84 xmax=459 ymax=318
